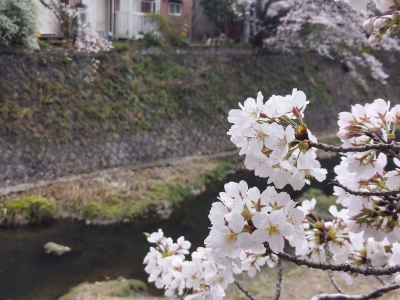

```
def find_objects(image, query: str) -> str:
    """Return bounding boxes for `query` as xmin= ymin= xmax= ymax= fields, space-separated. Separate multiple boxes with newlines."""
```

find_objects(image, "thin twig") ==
xmin=310 ymin=283 xmax=400 ymax=300
xmin=329 ymin=180 xmax=400 ymax=197
xmin=234 ymin=279 xmax=258 ymax=300
xmin=278 ymin=252 xmax=400 ymax=276
xmin=324 ymin=233 xmax=346 ymax=294
xmin=272 ymin=258 xmax=282 ymax=300
xmin=375 ymin=275 xmax=386 ymax=286
xmin=367 ymin=263 xmax=386 ymax=286
xmin=309 ymin=141 xmax=400 ymax=154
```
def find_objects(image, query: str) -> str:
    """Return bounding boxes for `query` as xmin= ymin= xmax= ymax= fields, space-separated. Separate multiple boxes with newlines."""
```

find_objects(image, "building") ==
xmin=36 ymin=0 xmax=191 ymax=39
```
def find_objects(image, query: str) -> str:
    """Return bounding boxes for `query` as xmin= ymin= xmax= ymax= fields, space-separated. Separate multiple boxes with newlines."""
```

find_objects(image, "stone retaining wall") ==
xmin=0 ymin=119 xmax=231 ymax=189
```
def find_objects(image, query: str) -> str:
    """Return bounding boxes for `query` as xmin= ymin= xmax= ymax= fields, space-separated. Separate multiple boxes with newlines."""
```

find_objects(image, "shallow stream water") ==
xmin=0 ymin=156 xmax=340 ymax=300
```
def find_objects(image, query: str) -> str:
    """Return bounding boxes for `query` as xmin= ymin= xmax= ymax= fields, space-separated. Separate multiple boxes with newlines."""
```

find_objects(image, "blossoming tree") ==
xmin=38 ymin=0 xmax=112 ymax=54
xmin=143 ymin=0 xmax=400 ymax=299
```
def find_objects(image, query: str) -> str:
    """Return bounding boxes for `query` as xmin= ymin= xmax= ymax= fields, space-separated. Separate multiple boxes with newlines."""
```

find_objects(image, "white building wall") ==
xmin=119 ymin=0 xmax=141 ymax=13
xmin=82 ymin=0 xmax=109 ymax=33
xmin=35 ymin=0 xmax=61 ymax=36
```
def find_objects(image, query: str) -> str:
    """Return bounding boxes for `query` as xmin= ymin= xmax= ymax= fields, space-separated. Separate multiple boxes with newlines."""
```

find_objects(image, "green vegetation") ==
xmin=38 ymin=57 xmax=49 ymax=67
xmin=138 ymin=31 xmax=164 ymax=46
xmin=0 ymin=0 xmax=39 ymax=49
xmin=142 ymin=13 xmax=190 ymax=47
xmin=76 ymin=159 xmax=234 ymax=221
xmin=38 ymin=39 xmax=51 ymax=49
xmin=1 ymin=50 xmax=392 ymax=140
xmin=196 ymin=160 xmax=234 ymax=187
xmin=59 ymin=278 xmax=147 ymax=300
xmin=1 ymin=196 xmax=57 ymax=221
xmin=149 ymin=180 xmax=192 ymax=204
xmin=112 ymin=41 xmax=132 ymax=52
xmin=82 ymin=202 xmax=102 ymax=219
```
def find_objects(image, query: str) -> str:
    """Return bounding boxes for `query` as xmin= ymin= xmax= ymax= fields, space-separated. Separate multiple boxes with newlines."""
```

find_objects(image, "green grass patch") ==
xmin=196 ymin=160 xmax=235 ymax=187
xmin=112 ymin=41 xmax=132 ymax=52
xmin=149 ymin=180 xmax=192 ymax=204
xmin=38 ymin=39 xmax=51 ymax=49
xmin=3 ymin=196 xmax=57 ymax=220
xmin=82 ymin=202 xmax=102 ymax=219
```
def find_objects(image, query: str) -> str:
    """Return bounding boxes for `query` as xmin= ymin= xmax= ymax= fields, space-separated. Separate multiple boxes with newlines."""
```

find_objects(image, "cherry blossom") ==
xmin=252 ymin=210 xmax=295 ymax=253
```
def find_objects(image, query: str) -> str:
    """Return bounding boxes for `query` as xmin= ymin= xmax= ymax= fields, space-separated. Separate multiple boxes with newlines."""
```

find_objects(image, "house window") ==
xmin=168 ymin=3 xmax=181 ymax=16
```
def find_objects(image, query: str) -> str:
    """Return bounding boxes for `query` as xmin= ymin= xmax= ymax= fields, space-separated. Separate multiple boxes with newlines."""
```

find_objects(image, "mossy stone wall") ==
xmin=0 ymin=47 xmax=399 ymax=189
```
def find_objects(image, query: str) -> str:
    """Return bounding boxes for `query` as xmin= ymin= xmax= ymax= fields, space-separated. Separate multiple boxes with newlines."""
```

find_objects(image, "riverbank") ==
xmin=0 ymin=151 xmax=239 ymax=226
xmin=0 ymin=134 xmax=342 ymax=227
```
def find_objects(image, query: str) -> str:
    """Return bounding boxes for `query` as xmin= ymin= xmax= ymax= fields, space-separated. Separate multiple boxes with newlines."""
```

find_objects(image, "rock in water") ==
xmin=44 ymin=242 xmax=71 ymax=256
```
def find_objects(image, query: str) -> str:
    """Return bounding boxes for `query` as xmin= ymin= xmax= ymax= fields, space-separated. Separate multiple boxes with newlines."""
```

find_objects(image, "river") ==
xmin=0 ymin=155 xmax=340 ymax=300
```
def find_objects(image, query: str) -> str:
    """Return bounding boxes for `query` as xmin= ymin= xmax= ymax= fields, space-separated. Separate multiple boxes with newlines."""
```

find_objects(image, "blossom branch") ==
xmin=308 ymin=141 xmax=400 ymax=155
xmin=324 ymin=233 xmax=346 ymax=294
xmin=234 ymin=279 xmax=258 ymax=300
xmin=278 ymin=252 xmax=400 ymax=276
xmin=310 ymin=283 xmax=400 ymax=300
xmin=329 ymin=180 xmax=400 ymax=197
xmin=272 ymin=258 xmax=282 ymax=300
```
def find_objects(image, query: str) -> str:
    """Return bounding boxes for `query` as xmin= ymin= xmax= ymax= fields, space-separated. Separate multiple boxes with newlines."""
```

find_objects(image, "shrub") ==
xmin=113 ymin=41 xmax=131 ymax=52
xmin=0 ymin=0 xmax=39 ymax=49
xmin=139 ymin=31 xmax=163 ymax=46
xmin=143 ymin=13 xmax=189 ymax=47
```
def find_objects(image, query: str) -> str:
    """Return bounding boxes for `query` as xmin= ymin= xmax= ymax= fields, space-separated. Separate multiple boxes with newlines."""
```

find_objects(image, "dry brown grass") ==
xmin=0 ymin=159 xmax=225 ymax=223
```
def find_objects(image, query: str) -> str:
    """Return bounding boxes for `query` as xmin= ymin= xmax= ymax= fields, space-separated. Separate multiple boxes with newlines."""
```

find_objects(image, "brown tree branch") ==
xmin=234 ymin=279 xmax=258 ymax=300
xmin=329 ymin=180 xmax=400 ymax=197
xmin=308 ymin=141 xmax=400 ymax=154
xmin=310 ymin=283 xmax=400 ymax=300
xmin=278 ymin=252 xmax=400 ymax=276
xmin=272 ymin=258 xmax=282 ymax=300
xmin=38 ymin=0 xmax=63 ymax=22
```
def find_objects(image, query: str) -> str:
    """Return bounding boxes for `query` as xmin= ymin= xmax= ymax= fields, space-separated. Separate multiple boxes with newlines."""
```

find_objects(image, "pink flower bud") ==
xmin=368 ymin=34 xmax=381 ymax=45
xmin=363 ymin=18 xmax=375 ymax=30
xmin=374 ymin=17 xmax=390 ymax=29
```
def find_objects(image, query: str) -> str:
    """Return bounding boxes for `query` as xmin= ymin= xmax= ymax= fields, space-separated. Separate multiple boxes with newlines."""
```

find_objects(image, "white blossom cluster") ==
xmin=143 ymin=229 xmax=275 ymax=299
xmin=333 ymin=100 xmax=400 ymax=241
xmin=75 ymin=21 xmax=113 ymax=55
xmin=297 ymin=199 xmax=400 ymax=285
xmin=228 ymin=89 xmax=327 ymax=190
xmin=144 ymin=90 xmax=400 ymax=298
